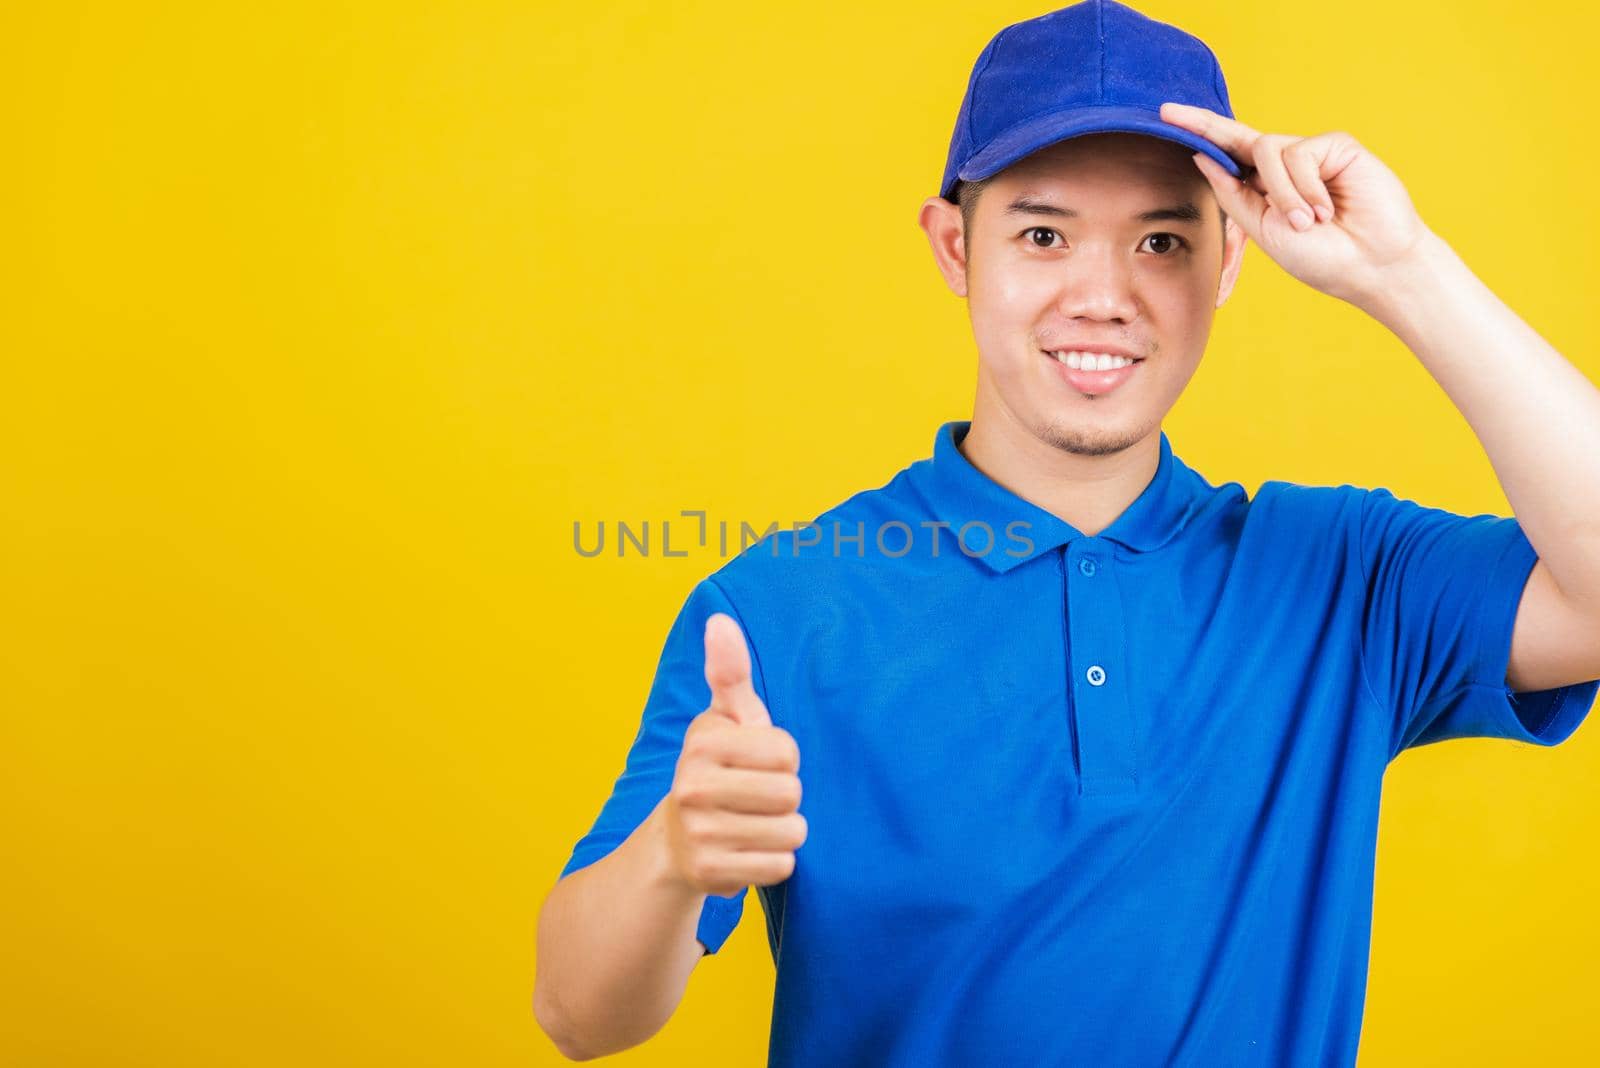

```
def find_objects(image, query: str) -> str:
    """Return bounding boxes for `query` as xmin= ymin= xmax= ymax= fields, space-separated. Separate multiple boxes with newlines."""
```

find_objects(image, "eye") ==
xmin=1024 ymin=226 xmax=1062 ymax=248
xmin=1140 ymin=232 xmax=1189 ymax=256
xmin=1020 ymin=228 xmax=1190 ymax=255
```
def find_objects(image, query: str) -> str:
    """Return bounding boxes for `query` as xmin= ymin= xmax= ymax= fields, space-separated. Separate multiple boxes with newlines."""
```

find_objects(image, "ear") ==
xmin=918 ymin=196 xmax=969 ymax=298
xmin=1214 ymin=213 xmax=1247 ymax=309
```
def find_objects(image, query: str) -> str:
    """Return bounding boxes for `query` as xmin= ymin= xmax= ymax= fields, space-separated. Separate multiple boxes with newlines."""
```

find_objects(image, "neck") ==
xmin=958 ymin=403 xmax=1161 ymax=538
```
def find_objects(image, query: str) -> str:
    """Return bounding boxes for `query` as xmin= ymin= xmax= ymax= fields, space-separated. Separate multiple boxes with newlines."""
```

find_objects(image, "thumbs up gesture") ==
xmin=663 ymin=613 xmax=807 ymax=897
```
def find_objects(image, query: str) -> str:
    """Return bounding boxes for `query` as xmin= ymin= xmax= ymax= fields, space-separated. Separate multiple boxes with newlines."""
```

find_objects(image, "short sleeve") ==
xmin=558 ymin=576 xmax=766 ymax=955
xmin=1357 ymin=486 xmax=1599 ymax=759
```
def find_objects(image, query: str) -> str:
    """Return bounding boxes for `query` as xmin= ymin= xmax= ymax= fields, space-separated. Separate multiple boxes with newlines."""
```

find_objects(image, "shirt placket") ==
xmin=1064 ymin=539 xmax=1138 ymax=796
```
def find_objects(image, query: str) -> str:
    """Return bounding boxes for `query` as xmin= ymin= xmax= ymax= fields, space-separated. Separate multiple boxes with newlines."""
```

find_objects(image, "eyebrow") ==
xmin=1002 ymin=196 xmax=1205 ymax=225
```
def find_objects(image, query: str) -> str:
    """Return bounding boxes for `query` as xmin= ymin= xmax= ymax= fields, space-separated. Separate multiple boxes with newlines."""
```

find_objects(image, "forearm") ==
xmin=534 ymin=797 xmax=709 ymax=1060
xmin=1358 ymin=227 xmax=1600 ymax=608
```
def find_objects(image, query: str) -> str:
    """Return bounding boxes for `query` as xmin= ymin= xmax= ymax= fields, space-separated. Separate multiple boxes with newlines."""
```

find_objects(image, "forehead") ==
xmin=993 ymin=133 xmax=1203 ymax=197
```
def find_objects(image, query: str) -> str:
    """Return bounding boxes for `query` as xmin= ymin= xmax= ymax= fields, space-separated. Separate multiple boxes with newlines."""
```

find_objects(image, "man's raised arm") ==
xmin=533 ymin=613 xmax=806 ymax=1060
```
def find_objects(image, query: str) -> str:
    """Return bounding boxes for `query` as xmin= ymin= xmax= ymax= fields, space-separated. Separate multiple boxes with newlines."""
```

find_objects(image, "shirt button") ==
xmin=1086 ymin=665 xmax=1106 ymax=686
xmin=1078 ymin=556 xmax=1097 ymax=576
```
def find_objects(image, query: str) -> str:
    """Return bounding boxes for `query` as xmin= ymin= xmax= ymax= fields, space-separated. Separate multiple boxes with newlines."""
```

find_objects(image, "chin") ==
xmin=1031 ymin=413 xmax=1153 ymax=458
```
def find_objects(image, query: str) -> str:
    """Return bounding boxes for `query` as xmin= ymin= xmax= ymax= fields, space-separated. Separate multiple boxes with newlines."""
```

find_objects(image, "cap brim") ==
xmin=947 ymin=104 xmax=1243 ymax=202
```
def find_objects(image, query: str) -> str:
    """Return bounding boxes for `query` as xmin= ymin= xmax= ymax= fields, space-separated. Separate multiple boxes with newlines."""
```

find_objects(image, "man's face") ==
xmin=920 ymin=132 xmax=1246 ymax=457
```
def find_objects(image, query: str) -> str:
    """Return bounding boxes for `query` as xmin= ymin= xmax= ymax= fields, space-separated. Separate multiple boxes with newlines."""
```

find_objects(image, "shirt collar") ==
xmin=911 ymin=419 xmax=1203 ymax=573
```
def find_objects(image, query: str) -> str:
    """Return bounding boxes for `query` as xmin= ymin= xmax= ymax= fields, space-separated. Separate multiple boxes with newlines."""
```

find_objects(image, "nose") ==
xmin=1054 ymin=243 xmax=1139 ymax=324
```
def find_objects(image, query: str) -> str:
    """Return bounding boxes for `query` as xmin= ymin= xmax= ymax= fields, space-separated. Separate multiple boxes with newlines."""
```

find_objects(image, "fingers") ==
xmin=1176 ymin=122 xmax=1339 ymax=235
xmin=680 ymin=849 xmax=797 ymax=894
xmin=1192 ymin=151 xmax=1266 ymax=232
xmin=1163 ymin=102 xmax=1346 ymax=235
xmin=1253 ymin=133 xmax=1338 ymax=232
xmin=1281 ymin=138 xmax=1335 ymax=224
xmin=674 ymin=761 xmax=803 ymax=814
xmin=1159 ymin=101 xmax=1259 ymax=161
xmin=703 ymin=612 xmax=770 ymax=727
xmin=669 ymin=716 xmax=807 ymax=895
xmin=1292 ymin=131 xmax=1360 ymax=223
xmin=677 ymin=809 xmax=809 ymax=853
xmin=685 ymin=712 xmax=801 ymax=773
xmin=1249 ymin=133 xmax=1313 ymax=230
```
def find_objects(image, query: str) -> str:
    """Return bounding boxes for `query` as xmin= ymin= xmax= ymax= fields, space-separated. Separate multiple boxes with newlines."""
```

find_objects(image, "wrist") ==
xmin=643 ymin=794 xmax=702 ymax=902
xmin=1351 ymin=225 xmax=1453 ymax=324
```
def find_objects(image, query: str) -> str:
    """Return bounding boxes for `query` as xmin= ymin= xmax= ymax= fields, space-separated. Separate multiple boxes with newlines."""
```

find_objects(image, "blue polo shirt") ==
xmin=560 ymin=419 xmax=1598 ymax=1066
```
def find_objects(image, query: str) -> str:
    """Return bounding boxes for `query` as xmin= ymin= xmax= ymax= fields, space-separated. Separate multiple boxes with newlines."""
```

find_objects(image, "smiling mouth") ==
xmin=1040 ymin=349 xmax=1145 ymax=370
xmin=1040 ymin=349 xmax=1145 ymax=397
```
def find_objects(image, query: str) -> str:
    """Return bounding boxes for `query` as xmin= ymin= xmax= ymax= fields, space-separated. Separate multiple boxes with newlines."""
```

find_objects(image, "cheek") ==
xmin=992 ymin=266 xmax=1046 ymax=307
xmin=973 ymin=271 xmax=1043 ymax=323
xmin=967 ymin=275 xmax=1036 ymax=344
xmin=1142 ymin=269 xmax=1216 ymax=323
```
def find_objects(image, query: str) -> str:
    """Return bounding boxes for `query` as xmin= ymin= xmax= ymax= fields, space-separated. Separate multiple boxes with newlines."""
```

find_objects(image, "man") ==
xmin=535 ymin=2 xmax=1600 ymax=1063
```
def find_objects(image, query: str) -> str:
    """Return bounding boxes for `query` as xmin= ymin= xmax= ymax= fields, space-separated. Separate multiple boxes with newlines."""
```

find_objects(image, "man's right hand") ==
xmin=663 ymin=612 xmax=807 ymax=897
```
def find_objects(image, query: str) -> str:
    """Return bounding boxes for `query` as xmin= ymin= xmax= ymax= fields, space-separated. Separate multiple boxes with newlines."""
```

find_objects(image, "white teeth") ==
xmin=1052 ymin=350 xmax=1136 ymax=370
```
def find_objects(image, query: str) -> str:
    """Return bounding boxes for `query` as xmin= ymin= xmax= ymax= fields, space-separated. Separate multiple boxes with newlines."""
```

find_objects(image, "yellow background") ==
xmin=5 ymin=1 xmax=1597 ymax=1063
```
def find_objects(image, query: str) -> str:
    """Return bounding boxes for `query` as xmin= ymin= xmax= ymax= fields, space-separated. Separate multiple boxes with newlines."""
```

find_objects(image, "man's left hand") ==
xmin=1159 ymin=102 xmax=1431 ymax=307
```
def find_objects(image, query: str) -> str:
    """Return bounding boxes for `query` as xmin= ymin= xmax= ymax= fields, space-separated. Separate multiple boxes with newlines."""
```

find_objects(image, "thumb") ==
xmin=703 ymin=612 xmax=770 ymax=726
xmin=1193 ymin=151 xmax=1265 ymax=237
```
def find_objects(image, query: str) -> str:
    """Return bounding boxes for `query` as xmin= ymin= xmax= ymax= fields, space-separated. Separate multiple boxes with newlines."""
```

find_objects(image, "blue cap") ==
xmin=939 ymin=0 xmax=1243 ymax=203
